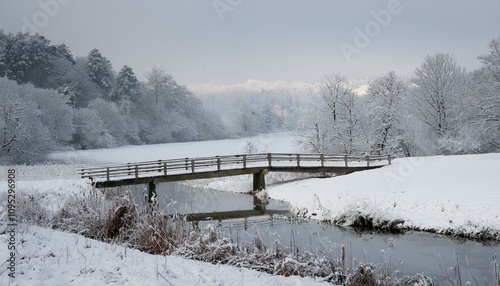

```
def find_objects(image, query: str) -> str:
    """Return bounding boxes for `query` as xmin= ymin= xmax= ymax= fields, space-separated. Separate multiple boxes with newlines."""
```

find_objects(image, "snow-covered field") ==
xmin=184 ymin=152 xmax=500 ymax=240
xmin=268 ymin=153 xmax=500 ymax=240
xmin=48 ymin=132 xmax=301 ymax=164
xmin=0 ymin=225 xmax=326 ymax=286
xmin=2 ymin=134 xmax=500 ymax=284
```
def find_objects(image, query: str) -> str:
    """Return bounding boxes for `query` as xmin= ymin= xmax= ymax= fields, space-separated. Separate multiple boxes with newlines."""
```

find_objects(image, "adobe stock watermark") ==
xmin=6 ymin=169 xmax=17 ymax=279
xmin=339 ymin=0 xmax=406 ymax=63
xmin=383 ymin=157 xmax=425 ymax=192
xmin=22 ymin=0 xmax=72 ymax=34
xmin=213 ymin=0 xmax=243 ymax=21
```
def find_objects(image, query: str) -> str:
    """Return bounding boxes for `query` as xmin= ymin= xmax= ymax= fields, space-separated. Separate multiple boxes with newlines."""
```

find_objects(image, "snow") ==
xmin=3 ymin=134 xmax=500 ymax=284
xmin=0 ymin=225 xmax=326 ymax=286
xmin=47 ymin=137 xmax=500 ymax=239
xmin=267 ymin=153 xmax=500 ymax=239
xmin=49 ymin=132 xmax=300 ymax=164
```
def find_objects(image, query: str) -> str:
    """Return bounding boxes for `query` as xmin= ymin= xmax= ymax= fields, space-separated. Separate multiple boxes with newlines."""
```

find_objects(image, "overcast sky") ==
xmin=0 ymin=0 xmax=499 ymax=86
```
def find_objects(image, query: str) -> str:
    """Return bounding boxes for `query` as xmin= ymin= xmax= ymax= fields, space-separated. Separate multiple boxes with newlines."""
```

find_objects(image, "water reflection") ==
xmin=130 ymin=182 xmax=499 ymax=284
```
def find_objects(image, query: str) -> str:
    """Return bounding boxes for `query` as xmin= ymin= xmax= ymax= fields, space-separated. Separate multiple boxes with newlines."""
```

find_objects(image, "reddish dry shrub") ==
xmin=348 ymin=264 xmax=376 ymax=286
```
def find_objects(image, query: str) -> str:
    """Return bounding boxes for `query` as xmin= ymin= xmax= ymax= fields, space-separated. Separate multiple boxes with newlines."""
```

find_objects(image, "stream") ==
xmin=129 ymin=181 xmax=500 ymax=284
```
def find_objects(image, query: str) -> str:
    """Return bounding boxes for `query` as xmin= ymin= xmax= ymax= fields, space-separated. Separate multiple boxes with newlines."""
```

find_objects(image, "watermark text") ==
xmin=6 ymin=169 xmax=17 ymax=279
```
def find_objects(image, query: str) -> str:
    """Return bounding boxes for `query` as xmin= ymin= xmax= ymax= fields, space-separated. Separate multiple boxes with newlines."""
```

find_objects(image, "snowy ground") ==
xmin=194 ymin=153 xmax=500 ymax=240
xmin=266 ymin=153 xmax=500 ymax=240
xmin=2 ymin=134 xmax=500 ymax=284
xmin=48 ymin=132 xmax=301 ymax=164
xmin=0 ymin=225 xmax=327 ymax=286
xmin=0 ymin=165 xmax=327 ymax=285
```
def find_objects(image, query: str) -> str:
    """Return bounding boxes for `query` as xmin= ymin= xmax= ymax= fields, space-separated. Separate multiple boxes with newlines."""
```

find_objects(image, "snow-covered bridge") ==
xmin=80 ymin=153 xmax=391 ymax=203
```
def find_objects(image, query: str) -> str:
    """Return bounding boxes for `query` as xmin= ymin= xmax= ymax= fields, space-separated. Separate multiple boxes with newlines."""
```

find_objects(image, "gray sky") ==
xmin=0 ymin=0 xmax=499 ymax=86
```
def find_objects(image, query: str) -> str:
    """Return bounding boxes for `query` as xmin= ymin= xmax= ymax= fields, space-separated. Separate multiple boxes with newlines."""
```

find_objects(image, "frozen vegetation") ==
xmin=2 ymin=135 xmax=500 ymax=285
xmin=1 ymin=31 xmax=500 ymax=164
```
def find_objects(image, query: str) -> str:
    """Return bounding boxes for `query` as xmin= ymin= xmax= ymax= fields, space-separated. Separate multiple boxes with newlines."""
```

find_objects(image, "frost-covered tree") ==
xmin=72 ymin=108 xmax=113 ymax=149
xmin=469 ymin=37 xmax=500 ymax=151
xmin=0 ymin=30 xmax=6 ymax=76
xmin=412 ymin=53 xmax=468 ymax=152
xmin=366 ymin=71 xmax=405 ymax=154
xmin=145 ymin=67 xmax=173 ymax=104
xmin=25 ymin=86 xmax=75 ymax=146
xmin=0 ymin=78 xmax=53 ymax=163
xmin=110 ymin=65 xmax=140 ymax=102
xmin=64 ymin=57 xmax=102 ymax=108
xmin=88 ymin=98 xmax=128 ymax=146
xmin=86 ymin=48 xmax=114 ymax=97
xmin=476 ymin=38 xmax=500 ymax=131
xmin=307 ymin=74 xmax=362 ymax=154
xmin=1 ymin=32 xmax=74 ymax=88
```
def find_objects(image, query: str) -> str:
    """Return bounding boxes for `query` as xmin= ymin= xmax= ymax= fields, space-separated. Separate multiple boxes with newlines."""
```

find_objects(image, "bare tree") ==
xmin=412 ymin=53 xmax=467 ymax=138
xmin=476 ymin=37 xmax=500 ymax=133
xmin=0 ymin=79 xmax=52 ymax=163
xmin=145 ymin=67 xmax=173 ymax=104
xmin=307 ymin=73 xmax=361 ymax=154
xmin=367 ymin=71 xmax=405 ymax=154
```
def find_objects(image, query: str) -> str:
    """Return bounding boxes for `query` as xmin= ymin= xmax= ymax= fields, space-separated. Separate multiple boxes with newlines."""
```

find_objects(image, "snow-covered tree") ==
xmin=366 ymin=71 xmax=405 ymax=154
xmin=476 ymin=38 xmax=500 ymax=131
xmin=0 ymin=78 xmax=53 ymax=163
xmin=86 ymin=48 xmax=114 ymax=97
xmin=72 ymin=107 xmax=113 ymax=149
xmin=65 ymin=57 xmax=102 ymax=108
xmin=469 ymin=37 xmax=500 ymax=151
xmin=88 ymin=98 xmax=128 ymax=146
xmin=0 ymin=30 xmax=6 ymax=76
xmin=306 ymin=73 xmax=362 ymax=154
xmin=145 ymin=67 xmax=173 ymax=104
xmin=110 ymin=65 xmax=140 ymax=102
xmin=25 ymin=86 xmax=75 ymax=146
xmin=1 ymin=32 xmax=74 ymax=88
xmin=411 ymin=53 xmax=468 ymax=152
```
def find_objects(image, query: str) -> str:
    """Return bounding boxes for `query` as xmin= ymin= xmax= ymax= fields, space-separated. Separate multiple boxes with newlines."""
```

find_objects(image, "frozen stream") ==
xmin=129 ymin=181 xmax=500 ymax=284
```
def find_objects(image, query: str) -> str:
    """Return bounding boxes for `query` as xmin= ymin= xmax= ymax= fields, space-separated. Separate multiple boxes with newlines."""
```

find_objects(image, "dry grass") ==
xmin=14 ymin=187 xmax=499 ymax=285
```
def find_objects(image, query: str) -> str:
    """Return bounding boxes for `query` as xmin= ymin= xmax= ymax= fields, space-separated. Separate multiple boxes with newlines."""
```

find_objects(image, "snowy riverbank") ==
xmin=2 ymin=140 xmax=499 ymax=284
xmin=267 ymin=153 xmax=500 ymax=240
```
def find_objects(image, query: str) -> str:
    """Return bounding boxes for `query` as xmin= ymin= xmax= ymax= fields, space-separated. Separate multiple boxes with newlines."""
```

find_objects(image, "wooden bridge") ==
xmin=80 ymin=153 xmax=391 ymax=203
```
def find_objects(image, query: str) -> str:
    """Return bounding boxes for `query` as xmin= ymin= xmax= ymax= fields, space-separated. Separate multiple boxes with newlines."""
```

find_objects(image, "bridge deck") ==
xmin=80 ymin=153 xmax=391 ymax=188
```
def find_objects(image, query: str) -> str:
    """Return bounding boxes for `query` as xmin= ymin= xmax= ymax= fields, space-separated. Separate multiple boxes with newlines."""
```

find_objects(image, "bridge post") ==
xmin=253 ymin=169 xmax=267 ymax=192
xmin=147 ymin=181 xmax=157 ymax=204
xmin=253 ymin=195 xmax=266 ymax=211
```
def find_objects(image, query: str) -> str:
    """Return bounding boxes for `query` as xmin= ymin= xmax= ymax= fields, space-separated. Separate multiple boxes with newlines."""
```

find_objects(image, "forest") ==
xmin=0 ymin=30 xmax=499 ymax=164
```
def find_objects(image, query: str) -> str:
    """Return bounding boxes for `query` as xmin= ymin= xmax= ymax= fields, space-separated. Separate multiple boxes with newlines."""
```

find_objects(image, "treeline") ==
xmin=195 ymin=80 xmax=319 ymax=136
xmin=0 ymin=31 xmax=226 ymax=164
xmin=1 ymin=30 xmax=498 ymax=163
xmin=305 ymin=37 xmax=500 ymax=156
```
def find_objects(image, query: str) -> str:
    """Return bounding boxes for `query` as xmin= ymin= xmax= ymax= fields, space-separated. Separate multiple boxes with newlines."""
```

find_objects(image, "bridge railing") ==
xmin=80 ymin=153 xmax=391 ymax=182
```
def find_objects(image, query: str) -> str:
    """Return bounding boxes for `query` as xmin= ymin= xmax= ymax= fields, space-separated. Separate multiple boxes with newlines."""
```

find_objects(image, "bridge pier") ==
xmin=253 ymin=195 xmax=266 ymax=211
xmin=147 ymin=181 xmax=157 ymax=204
xmin=252 ymin=169 xmax=267 ymax=192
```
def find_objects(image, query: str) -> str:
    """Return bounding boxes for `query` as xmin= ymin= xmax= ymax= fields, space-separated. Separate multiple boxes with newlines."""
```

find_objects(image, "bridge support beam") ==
xmin=147 ymin=181 xmax=157 ymax=204
xmin=253 ymin=195 xmax=266 ymax=211
xmin=252 ymin=169 xmax=267 ymax=192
